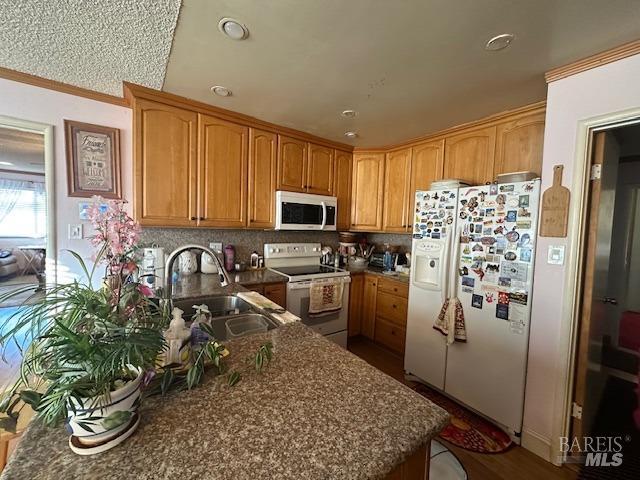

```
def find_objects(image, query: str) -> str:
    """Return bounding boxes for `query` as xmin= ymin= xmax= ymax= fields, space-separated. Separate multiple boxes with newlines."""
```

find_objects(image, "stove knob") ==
xmin=269 ymin=248 xmax=275 ymax=253
xmin=274 ymin=248 xmax=280 ymax=253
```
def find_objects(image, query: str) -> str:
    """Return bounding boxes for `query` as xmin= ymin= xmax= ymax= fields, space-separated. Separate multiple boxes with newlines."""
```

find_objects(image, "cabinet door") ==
xmin=348 ymin=273 xmax=364 ymax=337
xmin=443 ymin=126 xmax=496 ymax=185
xmin=264 ymin=282 xmax=286 ymax=308
xmin=198 ymin=114 xmax=248 ymax=228
xmin=277 ymin=135 xmax=307 ymax=192
xmin=307 ymin=143 xmax=334 ymax=195
xmin=361 ymin=274 xmax=378 ymax=339
xmin=248 ymin=128 xmax=277 ymax=228
xmin=408 ymin=140 xmax=444 ymax=230
xmin=333 ymin=150 xmax=353 ymax=231
xmin=383 ymin=148 xmax=412 ymax=233
xmin=494 ymin=112 xmax=545 ymax=177
xmin=134 ymin=99 xmax=198 ymax=226
xmin=350 ymin=153 xmax=385 ymax=231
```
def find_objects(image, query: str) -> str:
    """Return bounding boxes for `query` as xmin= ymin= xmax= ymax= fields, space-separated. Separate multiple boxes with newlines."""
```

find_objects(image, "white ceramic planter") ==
xmin=65 ymin=367 xmax=143 ymax=448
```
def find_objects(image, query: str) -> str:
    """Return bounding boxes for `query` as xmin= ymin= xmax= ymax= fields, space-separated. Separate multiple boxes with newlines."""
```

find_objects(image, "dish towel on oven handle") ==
xmin=308 ymin=278 xmax=345 ymax=317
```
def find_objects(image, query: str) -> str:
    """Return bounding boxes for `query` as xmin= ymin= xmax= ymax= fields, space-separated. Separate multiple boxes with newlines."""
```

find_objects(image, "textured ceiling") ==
xmin=164 ymin=0 xmax=640 ymax=146
xmin=0 ymin=127 xmax=44 ymax=173
xmin=0 ymin=0 xmax=181 ymax=96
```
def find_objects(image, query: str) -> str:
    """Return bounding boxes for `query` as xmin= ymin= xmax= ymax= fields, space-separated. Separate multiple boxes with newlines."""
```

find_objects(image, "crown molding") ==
xmin=0 ymin=66 xmax=128 ymax=107
xmin=545 ymin=39 xmax=640 ymax=83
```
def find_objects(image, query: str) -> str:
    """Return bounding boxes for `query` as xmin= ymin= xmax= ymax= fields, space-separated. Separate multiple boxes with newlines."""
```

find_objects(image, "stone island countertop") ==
xmin=2 ymin=322 xmax=449 ymax=480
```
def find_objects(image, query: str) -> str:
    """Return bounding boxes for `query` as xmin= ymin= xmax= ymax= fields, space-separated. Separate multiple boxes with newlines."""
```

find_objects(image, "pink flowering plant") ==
xmin=0 ymin=198 xmax=167 ymax=432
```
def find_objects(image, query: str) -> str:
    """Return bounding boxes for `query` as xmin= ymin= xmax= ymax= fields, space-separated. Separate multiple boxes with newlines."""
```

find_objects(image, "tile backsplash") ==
xmin=139 ymin=228 xmax=413 ymax=261
xmin=139 ymin=228 xmax=339 ymax=262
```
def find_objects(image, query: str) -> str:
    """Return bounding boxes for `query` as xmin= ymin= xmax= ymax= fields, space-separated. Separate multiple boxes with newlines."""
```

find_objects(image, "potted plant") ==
xmin=0 ymin=200 xmax=166 ymax=453
xmin=0 ymin=199 xmax=274 ymax=455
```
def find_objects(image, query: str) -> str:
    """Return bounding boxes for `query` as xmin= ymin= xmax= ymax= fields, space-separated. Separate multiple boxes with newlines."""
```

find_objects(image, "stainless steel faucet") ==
xmin=164 ymin=245 xmax=231 ymax=298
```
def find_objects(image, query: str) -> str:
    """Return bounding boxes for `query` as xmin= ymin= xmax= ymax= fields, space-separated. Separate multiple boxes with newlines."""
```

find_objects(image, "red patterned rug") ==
xmin=412 ymin=382 xmax=513 ymax=453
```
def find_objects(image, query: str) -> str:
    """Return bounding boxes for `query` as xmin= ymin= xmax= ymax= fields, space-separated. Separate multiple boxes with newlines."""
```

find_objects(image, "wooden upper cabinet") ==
xmin=443 ymin=126 xmax=497 ymax=185
xmin=307 ymin=144 xmax=334 ymax=195
xmin=277 ymin=135 xmax=307 ymax=192
xmin=494 ymin=112 xmax=545 ymax=177
xmin=333 ymin=150 xmax=353 ymax=231
xmin=248 ymin=128 xmax=277 ymax=229
xmin=383 ymin=148 xmax=412 ymax=233
xmin=198 ymin=114 xmax=248 ymax=228
xmin=408 ymin=139 xmax=444 ymax=229
xmin=351 ymin=153 xmax=385 ymax=231
xmin=134 ymin=99 xmax=198 ymax=226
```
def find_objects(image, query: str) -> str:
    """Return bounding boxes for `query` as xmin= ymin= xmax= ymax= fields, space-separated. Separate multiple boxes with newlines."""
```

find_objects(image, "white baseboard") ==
xmin=521 ymin=428 xmax=554 ymax=464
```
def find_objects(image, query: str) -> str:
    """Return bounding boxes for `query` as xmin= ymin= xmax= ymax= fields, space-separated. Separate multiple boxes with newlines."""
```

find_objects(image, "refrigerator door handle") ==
xmin=440 ymin=232 xmax=452 ymax=304
xmin=448 ymin=224 xmax=463 ymax=300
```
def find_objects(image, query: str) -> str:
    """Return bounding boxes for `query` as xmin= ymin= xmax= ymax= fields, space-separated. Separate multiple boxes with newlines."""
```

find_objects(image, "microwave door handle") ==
xmin=320 ymin=201 xmax=327 ymax=230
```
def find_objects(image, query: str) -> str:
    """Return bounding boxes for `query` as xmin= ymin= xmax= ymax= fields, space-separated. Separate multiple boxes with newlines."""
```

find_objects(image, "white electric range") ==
xmin=264 ymin=243 xmax=350 ymax=348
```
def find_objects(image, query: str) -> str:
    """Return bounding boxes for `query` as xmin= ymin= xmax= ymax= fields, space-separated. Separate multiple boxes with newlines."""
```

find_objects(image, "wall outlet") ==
xmin=209 ymin=242 xmax=223 ymax=253
xmin=68 ymin=224 xmax=83 ymax=240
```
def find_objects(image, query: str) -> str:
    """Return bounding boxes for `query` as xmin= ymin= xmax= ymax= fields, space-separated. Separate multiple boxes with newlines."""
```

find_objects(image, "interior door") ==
xmin=571 ymin=131 xmax=621 ymax=441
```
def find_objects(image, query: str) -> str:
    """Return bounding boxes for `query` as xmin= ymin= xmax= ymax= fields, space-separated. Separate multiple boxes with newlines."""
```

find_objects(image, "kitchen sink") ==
xmin=172 ymin=295 xmax=252 ymax=320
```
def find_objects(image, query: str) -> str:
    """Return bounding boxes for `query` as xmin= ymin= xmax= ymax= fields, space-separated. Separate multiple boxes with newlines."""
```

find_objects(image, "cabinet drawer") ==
xmin=376 ymin=291 xmax=408 ymax=326
xmin=377 ymin=277 xmax=408 ymax=298
xmin=374 ymin=317 xmax=406 ymax=354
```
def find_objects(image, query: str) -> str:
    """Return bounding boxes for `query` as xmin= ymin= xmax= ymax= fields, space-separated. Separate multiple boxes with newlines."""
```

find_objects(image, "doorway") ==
xmin=0 ymin=117 xmax=55 ymax=394
xmin=571 ymin=123 xmax=640 ymax=477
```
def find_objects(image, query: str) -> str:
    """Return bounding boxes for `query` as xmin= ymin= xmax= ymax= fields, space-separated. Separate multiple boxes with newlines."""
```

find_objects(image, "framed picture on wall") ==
xmin=65 ymin=120 xmax=121 ymax=199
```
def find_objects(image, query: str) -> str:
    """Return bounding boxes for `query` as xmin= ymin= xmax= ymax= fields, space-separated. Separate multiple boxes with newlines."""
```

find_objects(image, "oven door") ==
xmin=286 ymin=277 xmax=350 ymax=346
xmin=275 ymin=191 xmax=337 ymax=230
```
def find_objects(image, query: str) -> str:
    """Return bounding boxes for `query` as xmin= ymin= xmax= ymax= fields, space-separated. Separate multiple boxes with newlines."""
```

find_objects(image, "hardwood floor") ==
xmin=347 ymin=336 xmax=577 ymax=480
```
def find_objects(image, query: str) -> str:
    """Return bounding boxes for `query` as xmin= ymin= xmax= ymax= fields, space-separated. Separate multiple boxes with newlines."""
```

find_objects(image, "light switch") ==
xmin=68 ymin=224 xmax=83 ymax=240
xmin=547 ymin=245 xmax=565 ymax=265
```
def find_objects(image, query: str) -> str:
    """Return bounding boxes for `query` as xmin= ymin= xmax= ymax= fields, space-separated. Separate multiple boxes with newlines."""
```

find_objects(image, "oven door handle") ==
xmin=287 ymin=276 xmax=351 ymax=290
xmin=320 ymin=201 xmax=327 ymax=230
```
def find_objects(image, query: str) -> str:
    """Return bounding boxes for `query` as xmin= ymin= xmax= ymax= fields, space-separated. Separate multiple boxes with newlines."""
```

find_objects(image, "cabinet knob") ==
xmin=190 ymin=216 xmax=196 ymax=221
xmin=199 ymin=216 xmax=205 ymax=221
xmin=392 ymin=304 xmax=397 ymax=309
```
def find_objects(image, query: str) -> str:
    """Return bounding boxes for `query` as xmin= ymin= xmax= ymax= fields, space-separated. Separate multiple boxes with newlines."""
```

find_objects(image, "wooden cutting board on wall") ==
xmin=540 ymin=165 xmax=570 ymax=237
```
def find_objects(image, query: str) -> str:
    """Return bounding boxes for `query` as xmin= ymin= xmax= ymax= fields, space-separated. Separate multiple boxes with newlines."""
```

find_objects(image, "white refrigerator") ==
xmin=405 ymin=180 xmax=541 ymax=439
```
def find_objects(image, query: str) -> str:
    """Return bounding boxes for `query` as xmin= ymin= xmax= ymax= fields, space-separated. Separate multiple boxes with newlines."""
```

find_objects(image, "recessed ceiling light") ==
xmin=344 ymin=131 xmax=358 ymax=139
xmin=218 ymin=18 xmax=249 ymax=40
xmin=0 ymin=161 xmax=13 ymax=166
xmin=485 ymin=33 xmax=515 ymax=51
xmin=341 ymin=110 xmax=357 ymax=118
xmin=210 ymin=85 xmax=232 ymax=97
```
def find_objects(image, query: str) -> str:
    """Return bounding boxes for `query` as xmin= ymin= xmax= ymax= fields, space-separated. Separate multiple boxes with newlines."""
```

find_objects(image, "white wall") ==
xmin=523 ymin=53 xmax=640 ymax=459
xmin=0 ymin=78 xmax=132 ymax=281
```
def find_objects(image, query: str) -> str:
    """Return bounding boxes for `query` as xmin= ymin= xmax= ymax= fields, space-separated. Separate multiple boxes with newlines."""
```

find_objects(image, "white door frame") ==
xmin=551 ymin=106 xmax=640 ymax=464
xmin=0 ymin=115 xmax=56 ymax=285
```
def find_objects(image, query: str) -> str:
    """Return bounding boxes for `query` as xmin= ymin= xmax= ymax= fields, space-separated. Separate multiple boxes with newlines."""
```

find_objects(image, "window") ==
xmin=0 ymin=179 xmax=46 ymax=238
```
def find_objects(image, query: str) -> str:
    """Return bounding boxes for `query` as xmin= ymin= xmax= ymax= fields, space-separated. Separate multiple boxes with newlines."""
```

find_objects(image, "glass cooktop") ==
xmin=270 ymin=265 xmax=346 ymax=276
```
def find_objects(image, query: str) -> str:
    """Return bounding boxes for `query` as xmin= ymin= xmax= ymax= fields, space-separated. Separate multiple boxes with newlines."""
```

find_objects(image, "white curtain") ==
xmin=0 ymin=178 xmax=31 ymax=224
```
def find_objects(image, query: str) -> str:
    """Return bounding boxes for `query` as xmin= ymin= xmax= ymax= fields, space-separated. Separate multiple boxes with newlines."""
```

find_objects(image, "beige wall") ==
xmin=523 ymin=53 xmax=640 ymax=460
xmin=0 ymin=78 xmax=132 ymax=281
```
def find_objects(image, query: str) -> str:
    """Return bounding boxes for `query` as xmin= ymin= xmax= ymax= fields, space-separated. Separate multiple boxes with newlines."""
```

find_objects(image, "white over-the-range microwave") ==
xmin=274 ymin=191 xmax=337 ymax=230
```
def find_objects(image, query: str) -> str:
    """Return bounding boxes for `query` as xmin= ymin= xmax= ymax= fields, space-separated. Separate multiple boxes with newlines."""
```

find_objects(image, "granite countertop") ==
xmin=170 ymin=269 xmax=287 ymax=299
xmin=3 ymin=322 xmax=449 ymax=480
xmin=346 ymin=266 xmax=410 ymax=284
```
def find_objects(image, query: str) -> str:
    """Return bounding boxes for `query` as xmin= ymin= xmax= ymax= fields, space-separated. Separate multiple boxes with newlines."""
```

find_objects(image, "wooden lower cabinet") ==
xmin=348 ymin=273 xmax=364 ymax=337
xmin=349 ymin=273 xmax=408 ymax=354
xmin=263 ymin=282 xmax=286 ymax=307
xmin=244 ymin=281 xmax=286 ymax=308
xmin=384 ymin=444 xmax=430 ymax=480
xmin=361 ymin=274 xmax=379 ymax=338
